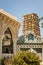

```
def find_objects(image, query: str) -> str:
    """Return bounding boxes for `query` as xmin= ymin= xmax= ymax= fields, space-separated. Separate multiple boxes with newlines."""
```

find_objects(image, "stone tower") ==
xmin=22 ymin=13 xmax=40 ymax=37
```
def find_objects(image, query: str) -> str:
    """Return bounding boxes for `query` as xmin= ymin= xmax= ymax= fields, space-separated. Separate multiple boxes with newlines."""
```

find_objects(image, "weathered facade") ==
xmin=17 ymin=13 xmax=43 ymax=61
xmin=23 ymin=13 xmax=40 ymax=36
xmin=0 ymin=9 xmax=43 ymax=61
xmin=0 ymin=9 xmax=20 ymax=58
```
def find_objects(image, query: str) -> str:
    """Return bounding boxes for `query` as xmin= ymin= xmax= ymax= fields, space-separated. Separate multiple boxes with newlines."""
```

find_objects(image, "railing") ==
xmin=2 ymin=54 xmax=13 ymax=59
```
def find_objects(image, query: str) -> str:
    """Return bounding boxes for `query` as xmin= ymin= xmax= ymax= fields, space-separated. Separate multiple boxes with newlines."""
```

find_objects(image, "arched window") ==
xmin=2 ymin=28 xmax=13 ymax=54
xmin=28 ymin=34 xmax=34 ymax=40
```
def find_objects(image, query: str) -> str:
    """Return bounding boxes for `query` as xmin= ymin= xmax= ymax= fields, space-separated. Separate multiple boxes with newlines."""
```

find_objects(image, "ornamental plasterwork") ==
xmin=24 ymin=30 xmax=41 ymax=43
xmin=0 ymin=9 xmax=20 ymax=28
xmin=0 ymin=9 xmax=20 ymax=41
xmin=17 ymin=45 xmax=42 ymax=48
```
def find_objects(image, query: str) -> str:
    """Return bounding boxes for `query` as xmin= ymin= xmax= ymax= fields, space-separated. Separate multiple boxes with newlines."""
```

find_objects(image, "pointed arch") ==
xmin=2 ymin=27 xmax=13 ymax=54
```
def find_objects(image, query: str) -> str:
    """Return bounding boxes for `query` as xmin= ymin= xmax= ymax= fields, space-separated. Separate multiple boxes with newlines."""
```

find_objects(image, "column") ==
xmin=42 ymin=48 xmax=43 ymax=61
xmin=13 ymin=37 xmax=17 ymax=55
xmin=0 ymin=35 xmax=2 ymax=59
xmin=13 ymin=42 xmax=17 ymax=55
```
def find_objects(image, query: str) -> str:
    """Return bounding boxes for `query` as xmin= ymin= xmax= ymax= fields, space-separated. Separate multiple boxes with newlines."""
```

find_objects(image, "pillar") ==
xmin=42 ymin=48 xmax=43 ymax=61
xmin=0 ymin=35 xmax=2 ymax=59
xmin=13 ymin=37 xmax=17 ymax=55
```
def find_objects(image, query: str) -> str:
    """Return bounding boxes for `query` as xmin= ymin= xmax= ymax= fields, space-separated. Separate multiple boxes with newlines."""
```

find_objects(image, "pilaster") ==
xmin=13 ymin=37 xmax=17 ymax=55
xmin=42 ymin=48 xmax=43 ymax=61
xmin=0 ymin=35 xmax=2 ymax=59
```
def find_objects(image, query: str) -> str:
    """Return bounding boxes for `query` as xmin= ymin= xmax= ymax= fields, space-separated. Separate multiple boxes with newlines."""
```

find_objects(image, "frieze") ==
xmin=17 ymin=45 xmax=42 ymax=48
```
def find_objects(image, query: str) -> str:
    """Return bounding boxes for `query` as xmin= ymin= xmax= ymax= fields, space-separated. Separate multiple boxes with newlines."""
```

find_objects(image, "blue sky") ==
xmin=0 ymin=0 xmax=43 ymax=37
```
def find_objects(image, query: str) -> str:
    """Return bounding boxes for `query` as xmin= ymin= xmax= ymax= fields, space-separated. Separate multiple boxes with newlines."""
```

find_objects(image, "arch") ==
xmin=27 ymin=33 xmax=34 ymax=40
xmin=3 ymin=25 xmax=14 ymax=38
xmin=2 ymin=27 xmax=13 ymax=54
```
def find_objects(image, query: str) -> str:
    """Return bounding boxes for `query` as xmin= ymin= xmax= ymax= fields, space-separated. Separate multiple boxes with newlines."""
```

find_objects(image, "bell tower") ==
xmin=22 ymin=13 xmax=40 ymax=37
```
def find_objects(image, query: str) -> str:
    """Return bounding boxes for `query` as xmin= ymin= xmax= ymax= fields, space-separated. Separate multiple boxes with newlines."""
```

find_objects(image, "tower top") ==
xmin=23 ymin=13 xmax=39 ymax=18
xmin=22 ymin=13 xmax=40 ymax=37
xmin=23 ymin=13 xmax=39 ymax=22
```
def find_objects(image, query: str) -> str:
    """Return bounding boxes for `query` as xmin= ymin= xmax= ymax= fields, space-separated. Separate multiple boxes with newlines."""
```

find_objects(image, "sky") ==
xmin=0 ymin=0 xmax=43 ymax=37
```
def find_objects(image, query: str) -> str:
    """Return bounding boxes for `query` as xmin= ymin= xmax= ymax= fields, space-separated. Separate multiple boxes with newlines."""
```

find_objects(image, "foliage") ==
xmin=1 ymin=51 xmax=41 ymax=65
xmin=17 ymin=36 xmax=25 ymax=43
xmin=13 ymin=50 xmax=41 ymax=65
xmin=1 ymin=57 xmax=7 ymax=65
xmin=39 ymin=17 xmax=43 ymax=21
xmin=1 ymin=57 xmax=13 ymax=65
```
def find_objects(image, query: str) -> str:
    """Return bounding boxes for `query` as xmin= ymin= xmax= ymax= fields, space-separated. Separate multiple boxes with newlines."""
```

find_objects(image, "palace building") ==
xmin=0 ymin=9 xmax=43 ymax=61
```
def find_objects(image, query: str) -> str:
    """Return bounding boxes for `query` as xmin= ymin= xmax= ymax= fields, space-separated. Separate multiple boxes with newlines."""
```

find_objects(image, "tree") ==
xmin=17 ymin=36 xmax=25 ymax=43
xmin=13 ymin=51 xmax=41 ymax=65
xmin=39 ymin=17 xmax=43 ymax=28
xmin=39 ymin=17 xmax=43 ymax=21
xmin=1 ymin=57 xmax=7 ymax=65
